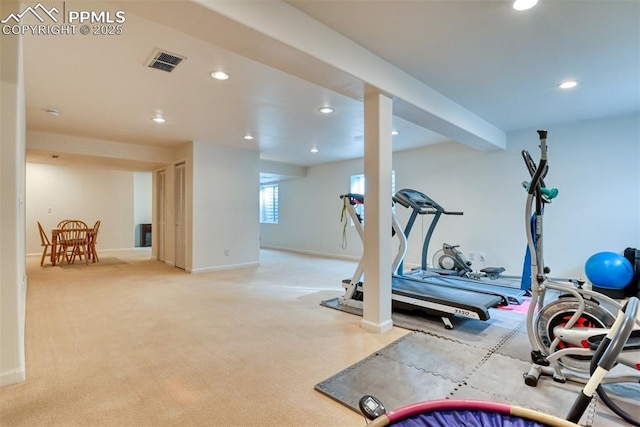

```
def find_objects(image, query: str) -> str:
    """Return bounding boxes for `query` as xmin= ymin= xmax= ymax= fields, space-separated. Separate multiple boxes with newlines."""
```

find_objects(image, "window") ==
xmin=349 ymin=171 xmax=396 ymax=198
xmin=349 ymin=171 xmax=396 ymax=224
xmin=350 ymin=174 xmax=366 ymax=195
xmin=260 ymin=184 xmax=279 ymax=224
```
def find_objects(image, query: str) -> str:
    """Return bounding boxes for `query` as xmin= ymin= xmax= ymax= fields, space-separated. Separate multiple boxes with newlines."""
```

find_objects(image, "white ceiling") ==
xmin=20 ymin=0 xmax=639 ymax=173
xmin=290 ymin=0 xmax=640 ymax=132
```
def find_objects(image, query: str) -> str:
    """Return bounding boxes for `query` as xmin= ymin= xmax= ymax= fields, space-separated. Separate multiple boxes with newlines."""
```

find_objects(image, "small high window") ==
xmin=260 ymin=184 xmax=278 ymax=224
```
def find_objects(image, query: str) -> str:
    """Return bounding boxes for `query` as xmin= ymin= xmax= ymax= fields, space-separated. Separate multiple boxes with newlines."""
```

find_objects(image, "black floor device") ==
xmin=359 ymin=395 xmax=386 ymax=420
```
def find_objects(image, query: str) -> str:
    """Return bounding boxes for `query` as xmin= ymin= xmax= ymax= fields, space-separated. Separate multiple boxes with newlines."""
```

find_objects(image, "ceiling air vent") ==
xmin=146 ymin=49 xmax=186 ymax=73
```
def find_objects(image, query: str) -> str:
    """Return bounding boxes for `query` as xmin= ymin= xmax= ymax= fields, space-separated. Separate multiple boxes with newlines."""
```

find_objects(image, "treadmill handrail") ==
xmin=340 ymin=192 xmax=408 ymax=281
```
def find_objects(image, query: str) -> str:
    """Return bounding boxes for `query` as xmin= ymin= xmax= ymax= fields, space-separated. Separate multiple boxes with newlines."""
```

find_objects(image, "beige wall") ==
xmin=261 ymin=113 xmax=640 ymax=280
xmin=25 ymin=164 xmax=135 ymax=255
xmin=190 ymin=142 xmax=260 ymax=272
xmin=148 ymin=141 xmax=260 ymax=273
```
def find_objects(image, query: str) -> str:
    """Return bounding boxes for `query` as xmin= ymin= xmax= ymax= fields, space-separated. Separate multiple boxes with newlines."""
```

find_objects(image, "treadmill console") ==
xmin=393 ymin=189 xmax=442 ymax=212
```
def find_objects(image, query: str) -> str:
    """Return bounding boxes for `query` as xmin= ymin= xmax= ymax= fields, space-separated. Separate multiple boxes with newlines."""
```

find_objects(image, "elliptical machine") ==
xmin=522 ymin=130 xmax=640 ymax=390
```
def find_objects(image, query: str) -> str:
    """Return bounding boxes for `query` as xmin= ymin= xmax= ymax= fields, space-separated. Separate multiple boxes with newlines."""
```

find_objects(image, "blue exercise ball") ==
xmin=585 ymin=251 xmax=634 ymax=289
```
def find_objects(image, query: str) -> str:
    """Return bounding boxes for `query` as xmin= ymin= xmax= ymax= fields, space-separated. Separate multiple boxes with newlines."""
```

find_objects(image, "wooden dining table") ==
xmin=51 ymin=227 xmax=95 ymax=266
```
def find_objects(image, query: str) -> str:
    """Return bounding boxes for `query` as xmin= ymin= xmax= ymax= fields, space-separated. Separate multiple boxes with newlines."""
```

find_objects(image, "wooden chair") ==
xmin=37 ymin=221 xmax=58 ymax=266
xmin=88 ymin=220 xmax=101 ymax=263
xmin=58 ymin=220 xmax=90 ymax=265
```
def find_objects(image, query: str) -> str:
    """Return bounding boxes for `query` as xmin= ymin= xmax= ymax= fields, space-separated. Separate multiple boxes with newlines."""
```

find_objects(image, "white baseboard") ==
xmin=260 ymin=245 xmax=360 ymax=262
xmin=0 ymin=367 xmax=25 ymax=387
xmin=188 ymin=261 xmax=260 ymax=274
xmin=259 ymin=245 xmax=421 ymax=271
xmin=360 ymin=318 xmax=394 ymax=333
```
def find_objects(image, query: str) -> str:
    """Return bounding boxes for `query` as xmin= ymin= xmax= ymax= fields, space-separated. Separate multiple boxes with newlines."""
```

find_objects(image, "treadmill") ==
xmin=339 ymin=193 xmax=504 ymax=329
xmin=392 ymin=188 xmax=526 ymax=305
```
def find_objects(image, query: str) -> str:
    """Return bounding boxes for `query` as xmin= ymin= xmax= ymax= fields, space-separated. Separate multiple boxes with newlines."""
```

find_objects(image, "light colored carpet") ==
xmin=4 ymin=249 xmax=638 ymax=426
xmin=0 ymin=249 xmax=407 ymax=426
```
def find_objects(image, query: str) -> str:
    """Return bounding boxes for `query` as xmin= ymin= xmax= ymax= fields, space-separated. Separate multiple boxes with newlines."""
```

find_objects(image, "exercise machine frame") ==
xmin=339 ymin=193 xmax=503 ymax=329
xmin=522 ymin=130 xmax=640 ymax=388
xmin=566 ymin=296 xmax=639 ymax=425
xmin=392 ymin=188 xmax=526 ymax=305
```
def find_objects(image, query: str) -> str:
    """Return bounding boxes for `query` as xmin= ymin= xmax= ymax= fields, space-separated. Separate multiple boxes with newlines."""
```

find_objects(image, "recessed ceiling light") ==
xmin=392 ymin=130 xmax=399 ymax=135
xmin=559 ymin=80 xmax=578 ymax=89
xmin=243 ymin=134 xmax=254 ymax=140
xmin=211 ymin=71 xmax=229 ymax=80
xmin=152 ymin=116 xmax=166 ymax=124
xmin=318 ymin=106 xmax=334 ymax=114
xmin=512 ymin=0 xmax=538 ymax=11
xmin=45 ymin=109 xmax=60 ymax=116
xmin=310 ymin=147 xmax=319 ymax=153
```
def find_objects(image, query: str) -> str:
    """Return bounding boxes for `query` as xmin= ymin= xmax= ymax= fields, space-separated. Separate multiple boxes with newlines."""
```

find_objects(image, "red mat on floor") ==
xmin=498 ymin=298 xmax=532 ymax=315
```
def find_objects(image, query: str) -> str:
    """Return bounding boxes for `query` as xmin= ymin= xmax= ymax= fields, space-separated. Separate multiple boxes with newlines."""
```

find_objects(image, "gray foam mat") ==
xmin=315 ymin=334 xmax=458 ymax=414
xmin=317 ymin=301 xmax=640 ymax=426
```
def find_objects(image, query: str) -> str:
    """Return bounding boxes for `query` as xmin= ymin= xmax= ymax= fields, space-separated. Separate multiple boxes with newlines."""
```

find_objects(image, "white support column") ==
xmin=362 ymin=90 xmax=393 ymax=333
xmin=0 ymin=0 xmax=27 ymax=386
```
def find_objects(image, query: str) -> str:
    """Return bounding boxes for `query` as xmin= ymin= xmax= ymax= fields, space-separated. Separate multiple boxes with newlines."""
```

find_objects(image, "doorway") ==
xmin=156 ymin=169 xmax=166 ymax=262
xmin=174 ymin=162 xmax=186 ymax=270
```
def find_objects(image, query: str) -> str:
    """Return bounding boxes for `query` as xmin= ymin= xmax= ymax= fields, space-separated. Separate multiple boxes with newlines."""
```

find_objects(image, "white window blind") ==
xmin=260 ymin=184 xmax=279 ymax=224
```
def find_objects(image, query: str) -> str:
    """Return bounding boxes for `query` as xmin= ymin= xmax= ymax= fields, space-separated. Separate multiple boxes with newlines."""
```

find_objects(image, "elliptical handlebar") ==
xmin=522 ymin=130 xmax=559 ymax=208
xmin=566 ymin=296 xmax=640 ymax=425
xmin=524 ymin=131 xmax=551 ymax=291
xmin=528 ymin=131 xmax=548 ymax=196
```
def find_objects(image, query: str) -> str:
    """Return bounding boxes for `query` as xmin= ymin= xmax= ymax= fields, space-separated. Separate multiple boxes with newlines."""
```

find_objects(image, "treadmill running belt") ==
xmin=392 ymin=276 xmax=503 ymax=321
